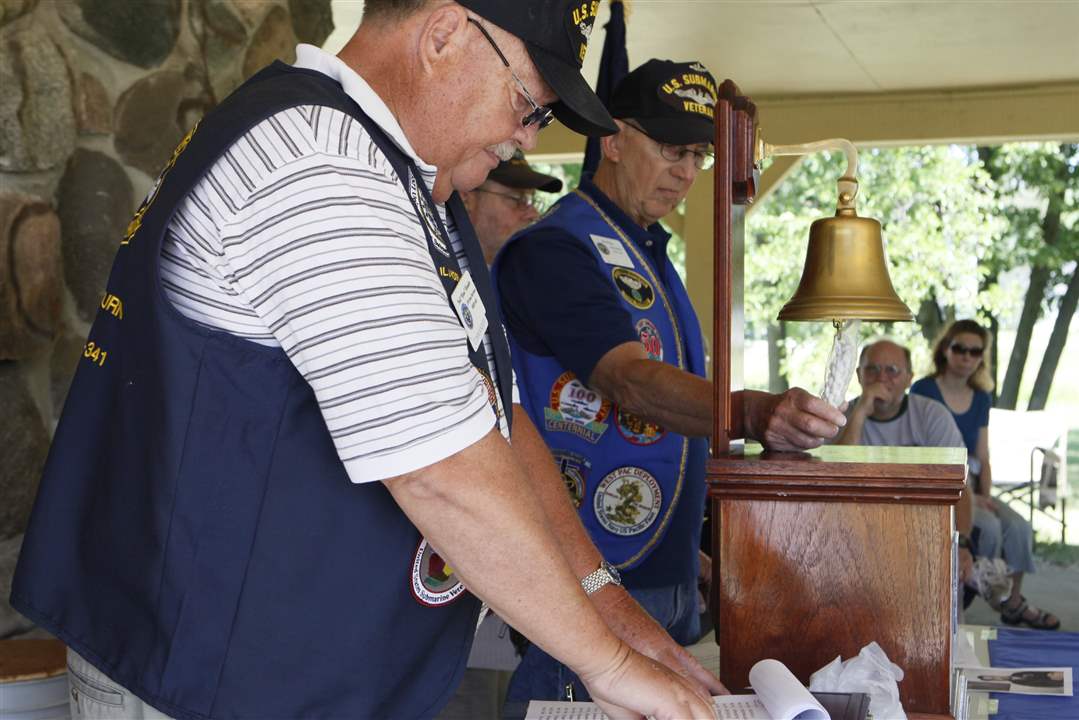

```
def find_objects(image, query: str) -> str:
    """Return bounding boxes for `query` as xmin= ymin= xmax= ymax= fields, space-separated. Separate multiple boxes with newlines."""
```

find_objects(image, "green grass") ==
xmin=1035 ymin=541 xmax=1079 ymax=567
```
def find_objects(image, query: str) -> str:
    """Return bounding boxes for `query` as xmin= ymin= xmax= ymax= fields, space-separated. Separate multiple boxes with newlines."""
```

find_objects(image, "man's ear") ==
xmin=417 ymin=4 xmax=469 ymax=74
xmin=601 ymin=122 xmax=626 ymax=162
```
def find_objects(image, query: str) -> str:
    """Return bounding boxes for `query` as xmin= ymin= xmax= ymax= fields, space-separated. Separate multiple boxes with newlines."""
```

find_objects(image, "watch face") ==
xmin=603 ymin=561 xmax=622 ymax=585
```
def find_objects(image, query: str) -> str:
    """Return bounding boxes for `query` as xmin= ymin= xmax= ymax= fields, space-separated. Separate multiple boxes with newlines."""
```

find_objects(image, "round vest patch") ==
xmin=612 ymin=268 xmax=654 ymax=310
xmin=552 ymin=449 xmax=591 ymax=509
xmin=594 ymin=466 xmax=662 ymax=536
xmin=544 ymin=372 xmax=611 ymax=444
xmin=635 ymin=318 xmax=663 ymax=361
xmin=616 ymin=407 xmax=666 ymax=446
xmin=411 ymin=538 xmax=466 ymax=606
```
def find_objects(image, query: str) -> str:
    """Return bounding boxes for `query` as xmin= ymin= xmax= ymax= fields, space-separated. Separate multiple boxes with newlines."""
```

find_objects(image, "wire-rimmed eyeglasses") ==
xmin=468 ymin=18 xmax=554 ymax=130
xmin=622 ymin=119 xmax=715 ymax=171
xmin=474 ymin=188 xmax=536 ymax=210
xmin=859 ymin=363 xmax=907 ymax=379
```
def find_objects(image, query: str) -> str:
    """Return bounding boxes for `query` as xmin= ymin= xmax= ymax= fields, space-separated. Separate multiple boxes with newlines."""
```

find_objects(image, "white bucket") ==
xmin=0 ymin=640 xmax=70 ymax=720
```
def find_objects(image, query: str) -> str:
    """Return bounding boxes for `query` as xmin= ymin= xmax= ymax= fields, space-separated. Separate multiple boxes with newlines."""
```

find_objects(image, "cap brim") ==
xmin=489 ymin=164 xmax=563 ymax=193
xmin=632 ymin=116 xmax=715 ymax=146
xmin=526 ymin=43 xmax=617 ymax=137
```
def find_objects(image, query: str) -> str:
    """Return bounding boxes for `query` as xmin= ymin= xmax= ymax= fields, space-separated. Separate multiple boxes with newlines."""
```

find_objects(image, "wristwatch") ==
xmin=580 ymin=560 xmax=622 ymax=596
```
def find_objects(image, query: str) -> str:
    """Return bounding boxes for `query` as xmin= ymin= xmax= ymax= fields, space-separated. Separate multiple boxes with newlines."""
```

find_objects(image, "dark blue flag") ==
xmin=583 ymin=0 xmax=628 ymax=175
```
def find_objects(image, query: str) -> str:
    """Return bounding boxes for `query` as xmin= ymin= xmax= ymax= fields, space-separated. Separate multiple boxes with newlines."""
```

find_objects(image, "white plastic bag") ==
xmin=808 ymin=641 xmax=907 ymax=720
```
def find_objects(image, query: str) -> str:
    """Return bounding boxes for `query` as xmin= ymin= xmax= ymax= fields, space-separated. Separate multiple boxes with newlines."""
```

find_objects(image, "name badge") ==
xmin=590 ymin=234 xmax=634 ymax=268
xmin=451 ymin=270 xmax=488 ymax=351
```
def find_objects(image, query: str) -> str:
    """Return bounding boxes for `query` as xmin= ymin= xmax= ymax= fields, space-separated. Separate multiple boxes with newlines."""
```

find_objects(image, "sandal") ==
xmin=1000 ymin=595 xmax=1061 ymax=630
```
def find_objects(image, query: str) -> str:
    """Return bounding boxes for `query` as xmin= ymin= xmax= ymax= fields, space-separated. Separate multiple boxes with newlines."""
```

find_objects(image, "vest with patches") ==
xmin=494 ymin=188 xmax=708 ymax=585
xmin=11 ymin=63 xmax=513 ymax=720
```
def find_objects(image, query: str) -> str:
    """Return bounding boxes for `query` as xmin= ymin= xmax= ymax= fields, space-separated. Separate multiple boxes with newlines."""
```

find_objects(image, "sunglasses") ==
xmin=949 ymin=342 xmax=984 ymax=358
xmin=468 ymin=19 xmax=554 ymax=130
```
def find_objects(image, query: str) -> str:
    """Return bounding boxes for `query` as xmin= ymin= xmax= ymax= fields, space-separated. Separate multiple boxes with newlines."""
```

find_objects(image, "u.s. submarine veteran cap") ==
xmin=609 ymin=59 xmax=718 ymax=145
xmin=457 ymin=0 xmax=618 ymax=137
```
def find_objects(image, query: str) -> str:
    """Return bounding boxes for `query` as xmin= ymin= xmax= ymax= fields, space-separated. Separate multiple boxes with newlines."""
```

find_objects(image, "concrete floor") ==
xmin=963 ymin=556 xmax=1079 ymax=632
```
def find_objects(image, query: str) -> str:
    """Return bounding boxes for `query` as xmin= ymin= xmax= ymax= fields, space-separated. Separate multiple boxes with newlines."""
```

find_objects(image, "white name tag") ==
xmin=451 ymin=270 xmax=488 ymax=352
xmin=590 ymin=234 xmax=634 ymax=268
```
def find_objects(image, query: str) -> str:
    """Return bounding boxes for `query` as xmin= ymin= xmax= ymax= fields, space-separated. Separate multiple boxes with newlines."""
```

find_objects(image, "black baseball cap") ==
xmin=457 ymin=0 xmax=617 ymax=137
xmin=609 ymin=59 xmax=718 ymax=145
xmin=488 ymin=150 xmax=562 ymax=193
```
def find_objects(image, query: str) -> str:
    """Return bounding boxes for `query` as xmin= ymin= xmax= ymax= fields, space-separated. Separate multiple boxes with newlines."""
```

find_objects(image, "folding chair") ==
xmin=993 ymin=435 xmax=1068 ymax=545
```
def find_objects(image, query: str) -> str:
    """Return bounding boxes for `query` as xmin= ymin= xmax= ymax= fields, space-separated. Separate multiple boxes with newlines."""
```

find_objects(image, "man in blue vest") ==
xmin=11 ymin=4 xmax=723 ymax=719
xmin=494 ymin=59 xmax=848 ymax=702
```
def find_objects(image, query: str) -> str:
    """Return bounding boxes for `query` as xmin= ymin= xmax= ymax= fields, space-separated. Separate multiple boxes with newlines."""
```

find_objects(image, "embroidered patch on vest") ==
xmin=615 ymin=407 xmax=666 ymax=446
xmin=635 ymin=318 xmax=663 ymax=361
xmin=594 ymin=467 xmax=662 ymax=536
xmin=612 ymin=268 xmax=654 ymax=310
xmin=543 ymin=371 xmax=611 ymax=443
xmin=552 ymin=449 xmax=591 ymax=509
xmin=411 ymin=538 xmax=466 ymax=606
xmin=477 ymin=368 xmax=501 ymax=420
xmin=408 ymin=169 xmax=450 ymax=257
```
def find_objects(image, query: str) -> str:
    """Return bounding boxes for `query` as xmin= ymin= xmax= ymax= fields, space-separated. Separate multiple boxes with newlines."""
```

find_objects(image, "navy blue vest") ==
xmin=11 ymin=63 xmax=512 ymax=720
xmin=493 ymin=188 xmax=708 ymax=587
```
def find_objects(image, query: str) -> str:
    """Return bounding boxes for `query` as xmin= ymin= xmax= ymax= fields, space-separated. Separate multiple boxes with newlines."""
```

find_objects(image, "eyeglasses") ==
xmin=949 ymin=342 xmax=984 ymax=358
xmin=860 ymin=363 xmax=907 ymax=379
xmin=474 ymin=188 xmax=535 ymax=210
xmin=468 ymin=18 xmax=554 ymax=130
xmin=622 ymin=120 xmax=715 ymax=171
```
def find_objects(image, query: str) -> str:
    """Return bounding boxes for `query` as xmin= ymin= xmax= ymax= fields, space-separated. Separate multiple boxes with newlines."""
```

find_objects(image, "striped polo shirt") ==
xmin=158 ymin=44 xmax=515 ymax=483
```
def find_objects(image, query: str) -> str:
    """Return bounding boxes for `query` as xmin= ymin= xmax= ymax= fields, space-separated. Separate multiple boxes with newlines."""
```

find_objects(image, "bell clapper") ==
xmin=821 ymin=318 xmax=861 ymax=408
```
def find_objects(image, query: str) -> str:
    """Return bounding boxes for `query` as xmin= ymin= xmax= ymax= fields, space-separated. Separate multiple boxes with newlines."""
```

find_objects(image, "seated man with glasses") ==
xmin=461 ymin=150 xmax=563 ymax=264
xmin=493 ymin=59 xmax=846 ymax=703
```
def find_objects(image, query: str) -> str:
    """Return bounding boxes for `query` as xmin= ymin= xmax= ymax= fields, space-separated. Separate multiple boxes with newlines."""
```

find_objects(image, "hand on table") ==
xmin=593 ymin=584 xmax=728 ymax=698
xmin=581 ymin=642 xmax=719 ymax=720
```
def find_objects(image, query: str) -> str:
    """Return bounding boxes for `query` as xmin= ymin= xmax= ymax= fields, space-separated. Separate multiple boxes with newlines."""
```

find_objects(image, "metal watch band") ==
xmin=580 ymin=560 xmax=621 ymax=596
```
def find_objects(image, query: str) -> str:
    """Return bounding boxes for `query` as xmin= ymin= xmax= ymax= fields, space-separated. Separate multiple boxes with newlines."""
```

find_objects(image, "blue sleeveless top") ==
xmin=910 ymin=376 xmax=990 ymax=456
xmin=12 ymin=63 xmax=512 ymax=720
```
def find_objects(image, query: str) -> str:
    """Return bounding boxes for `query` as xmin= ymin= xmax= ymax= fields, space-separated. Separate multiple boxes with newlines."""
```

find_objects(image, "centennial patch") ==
xmin=408 ymin=169 xmax=450 ymax=257
xmin=411 ymin=538 xmax=466 ymax=606
xmin=635 ymin=318 xmax=663 ymax=361
xmin=552 ymin=450 xmax=591 ymax=509
xmin=616 ymin=407 xmax=665 ymax=446
xmin=594 ymin=467 xmax=662 ymax=536
xmin=612 ymin=268 xmax=654 ymax=310
xmin=543 ymin=371 xmax=611 ymax=443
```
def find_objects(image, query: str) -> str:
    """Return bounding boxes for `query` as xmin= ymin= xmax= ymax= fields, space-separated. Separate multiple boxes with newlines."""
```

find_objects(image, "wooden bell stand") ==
xmin=707 ymin=81 xmax=966 ymax=719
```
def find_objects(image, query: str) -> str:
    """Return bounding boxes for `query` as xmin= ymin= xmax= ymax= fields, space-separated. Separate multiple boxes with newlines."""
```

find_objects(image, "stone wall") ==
xmin=0 ymin=0 xmax=334 ymax=636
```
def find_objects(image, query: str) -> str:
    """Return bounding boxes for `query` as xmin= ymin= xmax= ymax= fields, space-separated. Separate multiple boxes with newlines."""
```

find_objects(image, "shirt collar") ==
xmin=578 ymin=174 xmax=671 ymax=259
xmin=293 ymin=44 xmax=438 ymax=188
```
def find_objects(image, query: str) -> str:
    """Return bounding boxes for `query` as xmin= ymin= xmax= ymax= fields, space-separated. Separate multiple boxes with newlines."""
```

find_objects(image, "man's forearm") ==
xmin=384 ymin=428 xmax=621 ymax=678
xmin=511 ymin=404 xmax=603 ymax=579
xmin=593 ymin=355 xmax=713 ymax=437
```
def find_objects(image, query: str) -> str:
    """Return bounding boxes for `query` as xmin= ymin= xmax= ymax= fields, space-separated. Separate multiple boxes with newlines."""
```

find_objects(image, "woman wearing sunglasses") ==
xmin=911 ymin=319 xmax=1059 ymax=630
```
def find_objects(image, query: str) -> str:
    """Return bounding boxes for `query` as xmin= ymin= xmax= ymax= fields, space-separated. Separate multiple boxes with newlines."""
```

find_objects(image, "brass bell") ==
xmin=778 ymin=177 xmax=913 ymax=322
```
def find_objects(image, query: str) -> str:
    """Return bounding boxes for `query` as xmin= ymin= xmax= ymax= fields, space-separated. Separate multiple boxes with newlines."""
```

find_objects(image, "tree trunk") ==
xmin=997 ymin=164 xmax=1065 ymax=409
xmin=917 ymin=296 xmax=946 ymax=347
xmin=767 ymin=322 xmax=789 ymax=393
xmin=998 ymin=266 xmax=1050 ymax=409
xmin=1027 ymin=264 xmax=1079 ymax=410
